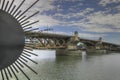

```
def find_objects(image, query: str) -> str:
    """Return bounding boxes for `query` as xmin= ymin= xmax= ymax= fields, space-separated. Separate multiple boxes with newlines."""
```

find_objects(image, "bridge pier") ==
xmin=56 ymin=31 xmax=83 ymax=56
xmin=86 ymin=49 xmax=107 ymax=54
xmin=56 ymin=49 xmax=82 ymax=56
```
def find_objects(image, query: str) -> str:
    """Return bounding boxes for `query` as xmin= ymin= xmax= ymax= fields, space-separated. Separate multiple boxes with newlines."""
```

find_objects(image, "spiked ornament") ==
xmin=0 ymin=0 xmax=39 ymax=80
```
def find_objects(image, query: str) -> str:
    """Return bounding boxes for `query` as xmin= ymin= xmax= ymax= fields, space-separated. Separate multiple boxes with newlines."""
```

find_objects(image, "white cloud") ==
xmin=86 ymin=11 xmax=120 ymax=28
xmin=54 ymin=8 xmax=94 ymax=19
xmin=79 ymin=33 xmax=106 ymax=38
xmin=99 ymin=0 xmax=120 ymax=6
xmin=115 ymin=5 xmax=120 ymax=11
xmin=7 ymin=0 xmax=120 ymax=34
xmin=30 ymin=15 xmax=61 ymax=27
xmin=61 ymin=10 xmax=120 ymax=33
xmin=13 ymin=0 xmax=55 ymax=13
xmin=10 ymin=0 xmax=59 ymax=29
xmin=43 ymin=31 xmax=72 ymax=35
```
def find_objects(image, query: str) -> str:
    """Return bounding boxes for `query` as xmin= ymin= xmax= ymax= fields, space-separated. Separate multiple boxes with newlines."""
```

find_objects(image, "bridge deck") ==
xmin=25 ymin=32 xmax=120 ymax=47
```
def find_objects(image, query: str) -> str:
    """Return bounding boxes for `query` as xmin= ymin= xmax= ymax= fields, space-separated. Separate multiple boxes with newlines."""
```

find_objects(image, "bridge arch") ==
xmin=59 ymin=39 xmax=66 ymax=46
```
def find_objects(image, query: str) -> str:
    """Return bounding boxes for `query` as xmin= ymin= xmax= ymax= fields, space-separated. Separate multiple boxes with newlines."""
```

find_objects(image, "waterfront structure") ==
xmin=25 ymin=31 xmax=120 ymax=53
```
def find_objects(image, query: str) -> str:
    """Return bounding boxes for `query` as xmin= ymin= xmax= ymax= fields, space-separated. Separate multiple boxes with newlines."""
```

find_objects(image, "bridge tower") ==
xmin=74 ymin=31 xmax=79 ymax=41
xmin=66 ymin=31 xmax=81 ymax=50
xmin=96 ymin=37 xmax=103 ymax=49
xmin=98 ymin=37 xmax=103 ymax=44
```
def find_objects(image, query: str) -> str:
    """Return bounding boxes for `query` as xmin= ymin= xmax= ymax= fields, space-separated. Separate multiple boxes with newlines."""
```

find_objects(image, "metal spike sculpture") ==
xmin=0 ymin=0 xmax=39 ymax=80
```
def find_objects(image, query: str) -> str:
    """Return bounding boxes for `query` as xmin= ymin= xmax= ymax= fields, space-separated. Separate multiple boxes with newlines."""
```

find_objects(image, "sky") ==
xmin=13 ymin=0 xmax=120 ymax=44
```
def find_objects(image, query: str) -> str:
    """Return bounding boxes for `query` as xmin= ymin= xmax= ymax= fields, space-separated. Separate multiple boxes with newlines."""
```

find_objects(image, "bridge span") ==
xmin=25 ymin=31 xmax=120 ymax=52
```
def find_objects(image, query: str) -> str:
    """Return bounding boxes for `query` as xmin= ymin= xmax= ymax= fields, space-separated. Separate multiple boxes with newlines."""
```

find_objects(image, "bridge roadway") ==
xmin=25 ymin=32 xmax=120 ymax=51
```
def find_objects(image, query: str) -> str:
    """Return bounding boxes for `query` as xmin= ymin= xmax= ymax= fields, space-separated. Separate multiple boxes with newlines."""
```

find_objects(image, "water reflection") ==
xmin=82 ymin=51 xmax=87 ymax=62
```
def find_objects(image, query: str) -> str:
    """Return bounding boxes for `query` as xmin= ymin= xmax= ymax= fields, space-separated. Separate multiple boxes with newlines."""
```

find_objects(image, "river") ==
xmin=27 ymin=50 xmax=120 ymax=80
xmin=2 ymin=50 xmax=120 ymax=80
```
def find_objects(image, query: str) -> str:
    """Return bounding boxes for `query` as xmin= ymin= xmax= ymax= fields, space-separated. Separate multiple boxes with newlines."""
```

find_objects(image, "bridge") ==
xmin=25 ymin=31 xmax=120 ymax=52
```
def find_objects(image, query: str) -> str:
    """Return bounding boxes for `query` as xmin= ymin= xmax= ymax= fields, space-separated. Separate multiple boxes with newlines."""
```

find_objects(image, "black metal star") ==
xmin=0 ymin=0 xmax=39 ymax=80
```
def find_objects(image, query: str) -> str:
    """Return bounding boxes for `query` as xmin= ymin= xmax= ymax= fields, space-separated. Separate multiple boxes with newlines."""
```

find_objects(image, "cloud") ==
xmin=53 ymin=9 xmax=120 ymax=33
xmin=115 ymin=5 xmax=120 ymax=11
xmin=13 ymin=0 xmax=55 ymax=13
xmin=79 ymin=33 xmax=106 ymax=38
xmin=30 ymin=15 xmax=61 ymax=27
xmin=53 ymin=6 xmax=120 ymax=33
xmin=69 ymin=22 xmax=114 ymax=33
xmin=84 ymin=11 xmax=120 ymax=32
xmin=99 ymin=0 xmax=120 ymax=6
xmin=11 ymin=0 xmax=59 ymax=29
xmin=11 ymin=0 xmax=120 ymax=34
xmin=53 ymin=8 xmax=94 ymax=19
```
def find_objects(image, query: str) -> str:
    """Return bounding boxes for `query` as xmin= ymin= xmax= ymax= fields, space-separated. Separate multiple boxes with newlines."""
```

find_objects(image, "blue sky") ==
xmin=14 ymin=0 xmax=120 ymax=44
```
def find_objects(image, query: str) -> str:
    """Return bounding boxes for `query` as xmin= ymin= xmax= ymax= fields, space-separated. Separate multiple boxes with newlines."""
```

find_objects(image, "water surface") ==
xmin=32 ymin=50 xmax=120 ymax=80
xmin=1 ymin=50 xmax=120 ymax=80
